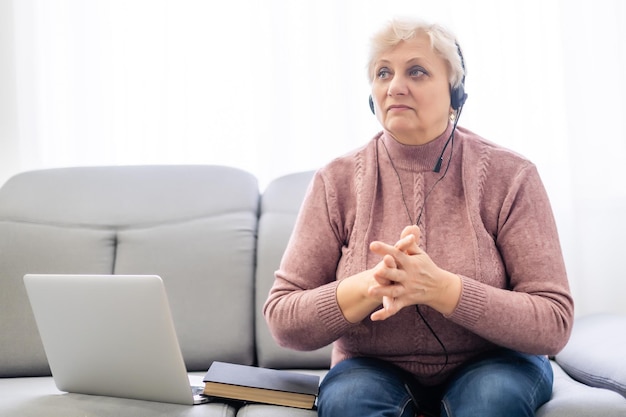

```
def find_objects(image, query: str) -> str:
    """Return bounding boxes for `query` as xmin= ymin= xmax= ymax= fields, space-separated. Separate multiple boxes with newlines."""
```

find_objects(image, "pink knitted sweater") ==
xmin=264 ymin=124 xmax=574 ymax=385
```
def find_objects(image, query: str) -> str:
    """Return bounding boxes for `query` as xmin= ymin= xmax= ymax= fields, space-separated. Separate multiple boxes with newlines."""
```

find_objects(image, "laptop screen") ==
xmin=23 ymin=274 xmax=203 ymax=405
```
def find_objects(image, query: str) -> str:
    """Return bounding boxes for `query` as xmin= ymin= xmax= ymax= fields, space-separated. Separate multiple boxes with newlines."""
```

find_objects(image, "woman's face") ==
xmin=371 ymin=33 xmax=452 ymax=145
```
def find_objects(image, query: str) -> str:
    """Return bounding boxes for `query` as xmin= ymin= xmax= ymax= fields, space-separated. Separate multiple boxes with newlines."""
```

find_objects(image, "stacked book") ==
xmin=202 ymin=361 xmax=320 ymax=409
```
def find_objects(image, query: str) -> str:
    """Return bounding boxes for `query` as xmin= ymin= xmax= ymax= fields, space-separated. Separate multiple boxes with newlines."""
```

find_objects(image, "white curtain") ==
xmin=1 ymin=0 xmax=625 ymax=315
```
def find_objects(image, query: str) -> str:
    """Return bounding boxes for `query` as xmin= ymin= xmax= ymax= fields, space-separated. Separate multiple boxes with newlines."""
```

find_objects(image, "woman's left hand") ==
xmin=368 ymin=225 xmax=462 ymax=321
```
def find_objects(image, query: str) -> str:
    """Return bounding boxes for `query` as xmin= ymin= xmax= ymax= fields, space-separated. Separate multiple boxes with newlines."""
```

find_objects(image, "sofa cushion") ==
xmin=0 ymin=222 xmax=115 ymax=376
xmin=536 ymin=361 xmax=626 ymax=417
xmin=0 ymin=375 xmax=237 ymax=417
xmin=255 ymin=171 xmax=332 ymax=369
xmin=555 ymin=313 xmax=626 ymax=398
xmin=0 ymin=165 xmax=260 ymax=377
xmin=236 ymin=403 xmax=318 ymax=417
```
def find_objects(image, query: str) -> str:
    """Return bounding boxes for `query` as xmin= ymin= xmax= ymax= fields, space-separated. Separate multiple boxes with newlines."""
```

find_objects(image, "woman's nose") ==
xmin=387 ymin=75 xmax=408 ymax=96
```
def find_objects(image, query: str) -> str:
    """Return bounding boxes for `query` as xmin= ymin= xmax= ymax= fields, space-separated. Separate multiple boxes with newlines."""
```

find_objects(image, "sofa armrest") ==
xmin=555 ymin=313 xmax=626 ymax=397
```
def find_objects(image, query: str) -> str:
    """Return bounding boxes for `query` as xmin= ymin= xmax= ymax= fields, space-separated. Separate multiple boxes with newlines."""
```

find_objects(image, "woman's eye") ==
xmin=377 ymin=68 xmax=391 ymax=79
xmin=409 ymin=67 xmax=427 ymax=77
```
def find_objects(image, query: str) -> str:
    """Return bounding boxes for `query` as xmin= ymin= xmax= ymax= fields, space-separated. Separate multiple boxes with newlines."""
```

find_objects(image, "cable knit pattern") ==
xmin=349 ymin=149 xmax=367 ymax=275
xmin=264 ymin=124 xmax=574 ymax=385
xmin=475 ymin=141 xmax=491 ymax=201
xmin=412 ymin=172 xmax=425 ymax=248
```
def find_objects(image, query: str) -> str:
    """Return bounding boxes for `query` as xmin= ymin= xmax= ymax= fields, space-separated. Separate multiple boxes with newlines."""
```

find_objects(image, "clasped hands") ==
xmin=367 ymin=225 xmax=461 ymax=321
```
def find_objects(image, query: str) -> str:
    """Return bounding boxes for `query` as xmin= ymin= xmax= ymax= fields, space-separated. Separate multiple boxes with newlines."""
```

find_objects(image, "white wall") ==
xmin=0 ymin=0 xmax=20 ymax=185
xmin=1 ymin=0 xmax=625 ymax=316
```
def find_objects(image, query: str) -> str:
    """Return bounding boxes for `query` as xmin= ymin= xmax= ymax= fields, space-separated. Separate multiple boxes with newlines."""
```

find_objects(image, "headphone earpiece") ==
xmin=451 ymin=42 xmax=468 ymax=111
xmin=450 ymin=84 xmax=467 ymax=111
xmin=369 ymin=95 xmax=375 ymax=115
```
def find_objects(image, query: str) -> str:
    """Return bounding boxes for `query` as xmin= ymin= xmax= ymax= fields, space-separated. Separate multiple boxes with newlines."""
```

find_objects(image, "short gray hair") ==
xmin=367 ymin=18 xmax=465 ymax=89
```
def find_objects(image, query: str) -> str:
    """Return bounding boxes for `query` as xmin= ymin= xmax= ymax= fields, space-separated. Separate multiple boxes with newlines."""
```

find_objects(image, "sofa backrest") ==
xmin=255 ymin=171 xmax=332 ymax=369
xmin=0 ymin=165 xmax=259 ymax=377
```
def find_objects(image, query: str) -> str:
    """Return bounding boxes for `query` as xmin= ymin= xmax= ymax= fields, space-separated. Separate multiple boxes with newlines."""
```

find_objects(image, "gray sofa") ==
xmin=0 ymin=165 xmax=624 ymax=417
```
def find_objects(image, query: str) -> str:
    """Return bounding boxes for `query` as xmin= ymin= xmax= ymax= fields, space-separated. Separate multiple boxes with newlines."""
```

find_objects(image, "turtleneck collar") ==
xmin=380 ymin=123 xmax=455 ymax=172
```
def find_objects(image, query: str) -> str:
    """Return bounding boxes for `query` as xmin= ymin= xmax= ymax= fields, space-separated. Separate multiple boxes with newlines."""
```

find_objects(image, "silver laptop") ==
xmin=23 ymin=274 xmax=209 ymax=405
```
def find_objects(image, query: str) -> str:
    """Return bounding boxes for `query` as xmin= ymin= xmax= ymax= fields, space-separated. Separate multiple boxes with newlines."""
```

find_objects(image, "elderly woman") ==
xmin=264 ymin=17 xmax=573 ymax=417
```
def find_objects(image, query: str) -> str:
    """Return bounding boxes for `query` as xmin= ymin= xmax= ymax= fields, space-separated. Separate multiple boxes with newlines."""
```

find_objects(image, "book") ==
xmin=202 ymin=361 xmax=320 ymax=409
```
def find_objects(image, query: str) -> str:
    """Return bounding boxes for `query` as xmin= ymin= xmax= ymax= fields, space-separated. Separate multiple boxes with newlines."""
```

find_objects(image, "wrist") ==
xmin=430 ymin=271 xmax=462 ymax=316
xmin=336 ymin=270 xmax=382 ymax=323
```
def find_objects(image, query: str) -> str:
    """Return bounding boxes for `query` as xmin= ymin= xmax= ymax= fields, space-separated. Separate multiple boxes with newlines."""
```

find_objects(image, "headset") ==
xmin=369 ymin=41 xmax=467 ymax=173
xmin=450 ymin=42 xmax=467 ymax=111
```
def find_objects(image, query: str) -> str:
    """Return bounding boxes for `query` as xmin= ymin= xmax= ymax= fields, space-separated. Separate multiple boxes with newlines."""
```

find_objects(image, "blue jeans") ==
xmin=317 ymin=349 xmax=553 ymax=417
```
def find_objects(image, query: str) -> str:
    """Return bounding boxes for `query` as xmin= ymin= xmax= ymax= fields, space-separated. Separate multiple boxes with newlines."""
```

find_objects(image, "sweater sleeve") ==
xmin=447 ymin=162 xmax=574 ymax=355
xmin=263 ymin=169 xmax=355 ymax=351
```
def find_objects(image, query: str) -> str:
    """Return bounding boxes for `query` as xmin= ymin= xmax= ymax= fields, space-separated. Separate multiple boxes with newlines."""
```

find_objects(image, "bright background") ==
xmin=1 ymin=0 xmax=625 ymax=315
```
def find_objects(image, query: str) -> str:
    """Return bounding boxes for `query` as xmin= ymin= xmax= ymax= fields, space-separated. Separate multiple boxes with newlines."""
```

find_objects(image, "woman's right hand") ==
xmin=336 ymin=225 xmax=422 ymax=324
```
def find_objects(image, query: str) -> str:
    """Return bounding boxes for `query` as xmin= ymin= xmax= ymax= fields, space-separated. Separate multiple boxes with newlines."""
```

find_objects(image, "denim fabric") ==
xmin=318 ymin=357 xmax=417 ymax=417
xmin=317 ymin=349 xmax=553 ymax=417
xmin=441 ymin=350 xmax=553 ymax=417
